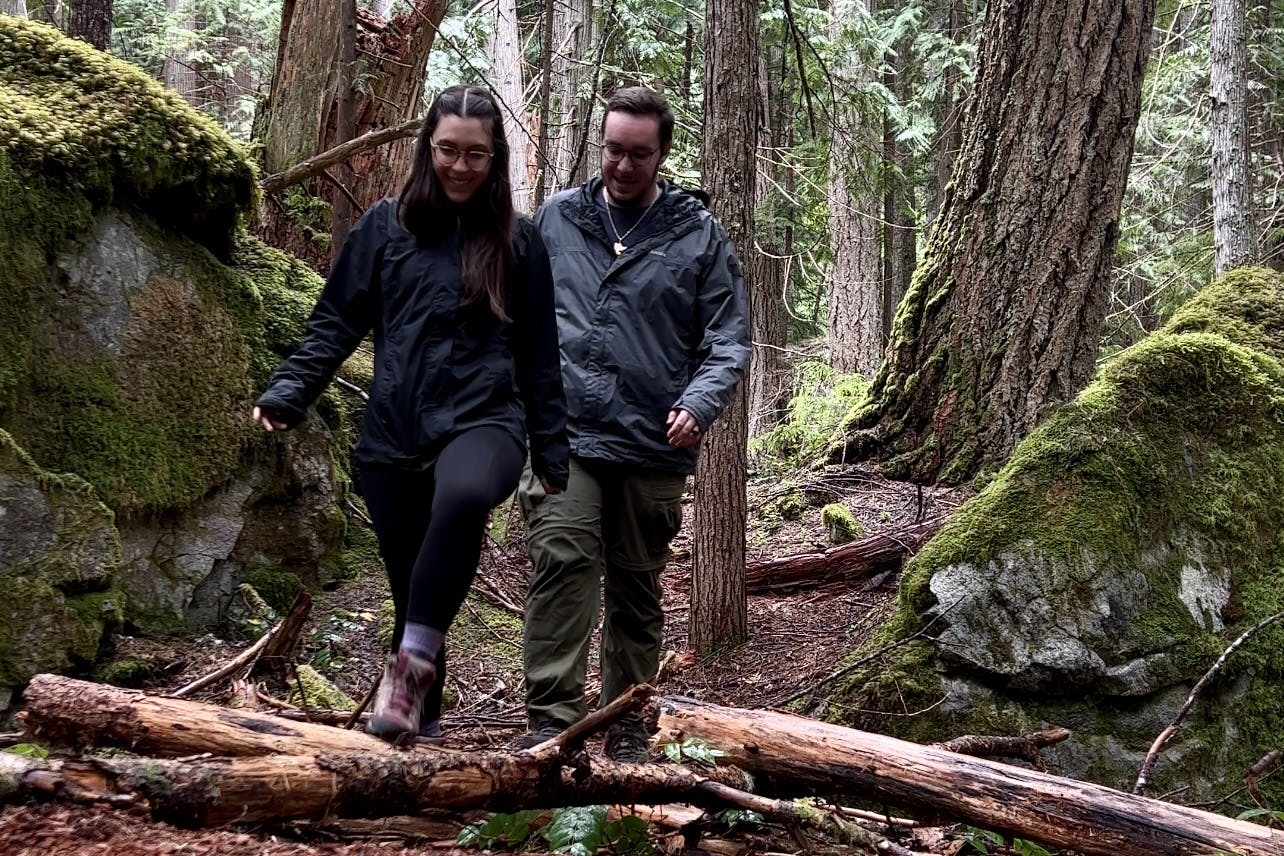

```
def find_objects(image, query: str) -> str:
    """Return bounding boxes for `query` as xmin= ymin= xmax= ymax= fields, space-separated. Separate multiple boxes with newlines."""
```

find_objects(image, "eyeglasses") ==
xmin=602 ymin=143 xmax=660 ymax=164
xmin=431 ymin=142 xmax=494 ymax=170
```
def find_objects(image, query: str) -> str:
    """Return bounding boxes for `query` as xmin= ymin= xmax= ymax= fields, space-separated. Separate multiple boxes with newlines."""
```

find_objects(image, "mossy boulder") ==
xmin=0 ymin=429 xmax=123 ymax=702
xmin=0 ymin=21 xmax=347 ymax=644
xmin=821 ymin=503 xmax=863 ymax=545
xmin=835 ymin=267 xmax=1284 ymax=802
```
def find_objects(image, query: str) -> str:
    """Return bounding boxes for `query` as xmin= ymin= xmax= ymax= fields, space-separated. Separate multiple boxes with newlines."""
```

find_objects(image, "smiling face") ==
xmin=431 ymin=115 xmax=495 ymax=204
xmin=601 ymin=110 xmax=667 ymax=206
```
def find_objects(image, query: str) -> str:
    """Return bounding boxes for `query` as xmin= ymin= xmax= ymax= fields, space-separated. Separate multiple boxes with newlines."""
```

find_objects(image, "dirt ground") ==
xmin=1 ymin=467 xmax=971 ymax=855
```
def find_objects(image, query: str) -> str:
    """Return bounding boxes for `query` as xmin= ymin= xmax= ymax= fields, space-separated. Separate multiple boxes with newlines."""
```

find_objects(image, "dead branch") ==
xmin=169 ymin=625 xmax=278 ymax=698
xmin=937 ymin=727 xmax=1071 ymax=771
xmin=1134 ymin=609 xmax=1284 ymax=796
xmin=253 ymin=588 xmax=313 ymax=677
xmin=657 ymin=695 xmax=1284 ymax=856
xmin=261 ymin=118 xmax=423 ymax=196
xmin=1245 ymin=748 xmax=1283 ymax=823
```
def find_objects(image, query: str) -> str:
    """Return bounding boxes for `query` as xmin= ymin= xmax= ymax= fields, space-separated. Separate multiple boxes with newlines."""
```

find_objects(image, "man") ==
xmin=517 ymin=86 xmax=751 ymax=761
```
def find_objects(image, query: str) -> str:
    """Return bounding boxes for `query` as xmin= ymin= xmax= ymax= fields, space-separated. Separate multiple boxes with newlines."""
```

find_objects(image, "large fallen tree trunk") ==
xmin=0 ymin=748 xmax=752 ymax=827
xmin=741 ymin=517 xmax=943 ymax=595
xmin=20 ymin=674 xmax=401 ymax=757
xmin=657 ymin=696 xmax=1284 ymax=856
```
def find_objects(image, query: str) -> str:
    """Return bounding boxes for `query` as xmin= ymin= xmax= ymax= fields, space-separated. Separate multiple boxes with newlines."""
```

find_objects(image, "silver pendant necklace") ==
xmin=604 ymin=188 xmax=659 ymax=255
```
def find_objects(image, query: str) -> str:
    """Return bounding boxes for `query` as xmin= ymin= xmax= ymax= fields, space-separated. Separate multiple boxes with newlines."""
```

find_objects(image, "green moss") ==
xmin=754 ymin=362 xmax=869 ymax=471
xmin=242 ymin=567 xmax=304 ymax=616
xmin=99 ymin=654 xmax=157 ymax=688
xmin=450 ymin=596 xmax=523 ymax=672
xmin=289 ymin=664 xmax=355 ymax=710
xmin=820 ymin=503 xmax=863 ymax=545
xmin=834 ymin=268 xmax=1284 ymax=794
xmin=0 ymin=17 xmax=256 ymax=252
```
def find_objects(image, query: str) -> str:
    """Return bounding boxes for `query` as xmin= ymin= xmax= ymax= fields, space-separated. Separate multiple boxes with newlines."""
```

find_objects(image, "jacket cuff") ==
xmin=254 ymin=392 xmax=307 ymax=430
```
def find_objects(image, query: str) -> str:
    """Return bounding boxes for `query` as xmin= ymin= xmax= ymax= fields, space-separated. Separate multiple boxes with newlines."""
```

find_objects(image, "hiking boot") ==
xmin=418 ymin=717 xmax=443 ymax=741
xmin=603 ymin=721 xmax=650 ymax=763
xmin=510 ymin=723 xmax=567 ymax=750
xmin=367 ymin=651 xmax=437 ymax=742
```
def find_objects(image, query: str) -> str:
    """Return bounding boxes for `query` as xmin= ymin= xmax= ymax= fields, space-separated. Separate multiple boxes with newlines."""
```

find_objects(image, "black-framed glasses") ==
xmin=431 ymin=142 xmax=494 ymax=170
xmin=602 ymin=143 xmax=659 ymax=164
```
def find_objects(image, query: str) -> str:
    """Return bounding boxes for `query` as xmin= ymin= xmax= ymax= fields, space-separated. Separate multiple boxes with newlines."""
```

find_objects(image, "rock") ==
xmin=837 ymin=267 xmax=1284 ymax=803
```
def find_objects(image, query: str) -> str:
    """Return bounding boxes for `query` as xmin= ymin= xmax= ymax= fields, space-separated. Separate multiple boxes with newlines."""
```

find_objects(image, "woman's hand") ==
xmin=252 ymin=404 xmax=288 ymax=432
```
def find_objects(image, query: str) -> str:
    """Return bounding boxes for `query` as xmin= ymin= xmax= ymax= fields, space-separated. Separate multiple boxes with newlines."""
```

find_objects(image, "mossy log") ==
xmin=740 ymin=517 xmax=943 ymax=594
xmin=20 ymin=673 xmax=399 ymax=757
xmin=0 ymin=747 xmax=752 ymax=827
xmin=656 ymin=696 xmax=1284 ymax=856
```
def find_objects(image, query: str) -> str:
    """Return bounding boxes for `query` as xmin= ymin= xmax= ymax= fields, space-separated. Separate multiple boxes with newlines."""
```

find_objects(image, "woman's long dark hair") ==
xmin=399 ymin=85 xmax=514 ymax=322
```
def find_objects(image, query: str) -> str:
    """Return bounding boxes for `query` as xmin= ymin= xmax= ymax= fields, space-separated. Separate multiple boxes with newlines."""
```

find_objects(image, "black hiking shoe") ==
xmin=511 ymin=724 xmax=566 ymax=750
xmin=603 ymin=722 xmax=650 ymax=763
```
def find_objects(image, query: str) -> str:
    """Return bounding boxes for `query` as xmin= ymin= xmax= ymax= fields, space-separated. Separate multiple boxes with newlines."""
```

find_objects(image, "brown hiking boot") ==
xmin=603 ymin=720 xmax=650 ymax=763
xmin=367 ymin=651 xmax=437 ymax=742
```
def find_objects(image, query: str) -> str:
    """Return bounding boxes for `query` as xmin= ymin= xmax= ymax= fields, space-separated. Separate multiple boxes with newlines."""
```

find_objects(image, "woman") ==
xmin=252 ymin=85 xmax=568 ymax=742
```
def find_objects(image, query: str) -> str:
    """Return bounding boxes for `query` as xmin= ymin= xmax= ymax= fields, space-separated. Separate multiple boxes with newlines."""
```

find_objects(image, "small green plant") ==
xmin=752 ymin=361 xmax=869 ymax=471
xmin=4 ymin=743 xmax=48 ymax=759
xmin=457 ymin=809 xmax=544 ymax=847
xmin=661 ymin=736 xmax=725 ymax=766
xmin=1238 ymin=807 xmax=1284 ymax=825
xmin=281 ymin=186 xmax=332 ymax=248
xmin=959 ymin=827 xmax=1053 ymax=856
xmin=456 ymin=805 xmax=652 ymax=855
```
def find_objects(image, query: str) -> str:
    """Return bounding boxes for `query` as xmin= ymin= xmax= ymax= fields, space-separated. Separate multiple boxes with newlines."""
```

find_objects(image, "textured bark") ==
xmin=656 ymin=697 xmax=1284 ymax=856
xmin=257 ymin=0 xmax=447 ymax=270
xmin=0 ymin=1 xmax=26 ymax=18
xmin=1210 ymin=0 xmax=1258 ymax=274
xmin=65 ymin=0 xmax=109 ymax=49
xmin=331 ymin=0 xmax=357 ymax=249
xmin=748 ymin=49 xmax=789 ymax=437
xmin=161 ymin=0 xmax=200 ymax=103
xmin=0 ymin=749 xmax=752 ymax=827
xmin=489 ymin=0 xmax=531 ymax=212
xmin=549 ymin=0 xmax=596 ymax=190
xmin=21 ymin=674 xmax=399 ymax=758
xmin=690 ymin=0 xmax=759 ymax=654
xmin=836 ymin=0 xmax=1158 ymax=484
xmin=1249 ymin=3 xmax=1283 ymax=271
xmin=827 ymin=0 xmax=883 ymax=377
xmin=924 ymin=0 xmax=969 ymax=228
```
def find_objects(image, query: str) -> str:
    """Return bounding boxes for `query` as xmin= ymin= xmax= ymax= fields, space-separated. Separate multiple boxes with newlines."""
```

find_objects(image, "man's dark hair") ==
xmin=602 ymin=86 xmax=675 ymax=151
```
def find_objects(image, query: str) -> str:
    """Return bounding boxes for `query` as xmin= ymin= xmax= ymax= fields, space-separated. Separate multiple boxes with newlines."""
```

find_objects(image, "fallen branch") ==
xmin=21 ymin=674 xmax=404 ymax=757
xmin=937 ymin=727 xmax=1071 ymax=771
xmin=657 ymin=695 xmax=1284 ymax=856
xmin=253 ymin=588 xmax=313 ymax=677
xmin=1245 ymin=748 xmax=1283 ymax=823
xmin=1134 ymin=609 xmax=1284 ymax=796
xmin=738 ymin=517 xmax=943 ymax=596
xmin=170 ymin=626 xmax=277 ymax=698
xmin=261 ymin=118 xmax=423 ymax=195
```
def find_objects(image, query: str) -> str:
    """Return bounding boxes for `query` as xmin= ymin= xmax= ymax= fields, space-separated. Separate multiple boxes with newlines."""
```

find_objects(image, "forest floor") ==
xmin=0 ymin=466 xmax=980 ymax=856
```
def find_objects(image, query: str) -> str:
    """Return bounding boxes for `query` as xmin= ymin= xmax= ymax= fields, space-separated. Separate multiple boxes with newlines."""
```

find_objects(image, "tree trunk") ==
xmin=836 ymin=0 xmax=1158 ymax=484
xmin=549 ymin=0 xmax=596 ymax=190
xmin=925 ymin=0 xmax=968 ymax=228
xmin=882 ymin=30 xmax=916 ymax=343
xmin=20 ymin=674 xmax=399 ymax=758
xmin=826 ymin=0 xmax=883 ymax=377
xmin=65 ymin=0 xmax=109 ymax=49
xmin=1210 ymin=0 xmax=1258 ymax=274
xmin=656 ymin=696 xmax=1284 ymax=856
xmin=690 ymin=0 xmax=759 ymax=654
xmin=489 ymin=0 xmax=532 ymax=212
xmin=0 ymin=748 xmax=751 ymax=827
xmin=161 ymin=0 xmax=200 ymax=103
xmin=331 ymin=0 xmax=357 ymax=250
xmin=1249 ymin=3 xmax=1282 ymax=272
xmin=748 ymin=48 xmax=789 ymax=438
xmin=257 ymin=0 xmax=447 ymax=270
xmin=1 ymin=1 xmax=26 ymax=18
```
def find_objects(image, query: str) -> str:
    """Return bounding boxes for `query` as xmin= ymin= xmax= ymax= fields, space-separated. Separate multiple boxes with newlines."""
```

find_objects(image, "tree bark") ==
xmin=20 ymin=674 xmax=399 ymax=758
xmin=827 ymin=0 xmax=883 ymax=377
xmin=836 ymin=0 xmax=1158 ymax=484
xmin=656 ymin=696 xmax=1284 ymax=856
xmin=1210 ymin=0 xmax=1258 ymax=274
xmin=161 ymin=0 xmax=200 ymax=104
xmin=331 ymin=0 xmax=357 ymax=250
xmin=549 ymin=0 xmax=598 ymax=191
xmin=0 ymin=748 xmax=752 ymax=827
xmin=1 ymin=1 xmax=26 ymax=18
xmin=489 ymin=0 xmax=532 ymax=212
xmin=691 ymin=0 xmax=759 ymax=654
xmin=748 ymin=48 xmax=789 ymax=438
xmin=65 ymin=0 xmax=109 ymax=49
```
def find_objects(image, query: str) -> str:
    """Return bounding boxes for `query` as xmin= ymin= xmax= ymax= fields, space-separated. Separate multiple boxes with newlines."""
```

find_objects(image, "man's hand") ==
xmin=538 ymin=475 xmax=564 ymax=496
xmin=252 ymin=404 xmax=288 ymax=432
xmin=666 ymin=408 xmax=702 ymax=448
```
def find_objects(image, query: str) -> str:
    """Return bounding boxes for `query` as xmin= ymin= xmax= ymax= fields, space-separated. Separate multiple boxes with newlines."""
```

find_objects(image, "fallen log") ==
xmin=656 ymin=696 xmax=1284 ymax=856
xmin=20 ymin=673 xmax=403 ymax=757
xmin=740 ymin=517 xmax=943 ymax=595
xmin=0 ymin=749 xmax=754 ymax=827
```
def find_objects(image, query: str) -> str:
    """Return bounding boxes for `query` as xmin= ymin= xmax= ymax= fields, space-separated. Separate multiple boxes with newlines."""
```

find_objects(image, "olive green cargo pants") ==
xmin=519 ymin=456 xmax=686 ymax=729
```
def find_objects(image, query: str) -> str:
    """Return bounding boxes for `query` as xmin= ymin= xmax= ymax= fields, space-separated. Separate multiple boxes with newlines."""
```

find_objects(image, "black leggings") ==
xmin=359 ymin=427 xmax=524 ymax=719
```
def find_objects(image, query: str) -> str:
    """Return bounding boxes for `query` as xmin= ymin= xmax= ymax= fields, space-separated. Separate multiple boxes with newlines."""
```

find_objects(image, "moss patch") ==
xmin=290 ymin=664 xmax=355 ymax=710
xmin=821 ymin=503 xmax=863 ymax=545
xmin=242 ymin=567 xmax=304 ymax=616
xmin=0 ymin=17 xmax=256 ymax=252
xmin=834 ymin=268 xmax=1284 ymax=798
